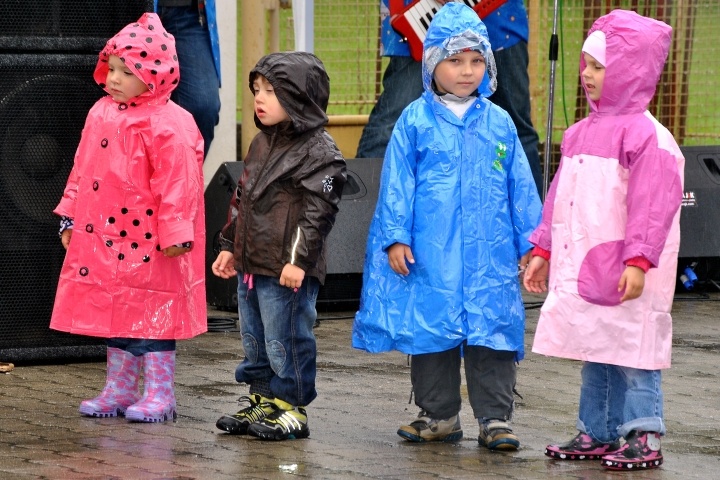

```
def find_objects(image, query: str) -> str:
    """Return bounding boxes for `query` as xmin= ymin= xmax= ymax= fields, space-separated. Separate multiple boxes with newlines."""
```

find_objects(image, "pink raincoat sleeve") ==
xmin=54 ymin=159 xmax=82 ymax=219
xmin=623 ymin=141 xmax=683 ymax=267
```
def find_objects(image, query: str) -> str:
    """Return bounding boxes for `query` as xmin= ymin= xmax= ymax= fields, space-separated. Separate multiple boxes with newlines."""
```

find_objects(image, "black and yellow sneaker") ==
xmin=247 ymin=398 xmax=309 ymax=441
xmin=215 ymin=394 xmax=275 ymax=435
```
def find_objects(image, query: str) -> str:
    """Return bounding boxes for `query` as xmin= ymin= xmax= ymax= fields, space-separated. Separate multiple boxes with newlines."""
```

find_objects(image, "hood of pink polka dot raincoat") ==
xmin=94 ymin=12 xmax=180 ymax=106
xmin=50 ymin=13 xmax=206 ymax=340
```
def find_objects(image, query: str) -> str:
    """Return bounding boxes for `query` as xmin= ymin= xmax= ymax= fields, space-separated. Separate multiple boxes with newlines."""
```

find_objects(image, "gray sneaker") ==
xmin=397 ymin=410 xmax=463 ymax=442
xmin=478 ymin=419 xmax=520 ymax=451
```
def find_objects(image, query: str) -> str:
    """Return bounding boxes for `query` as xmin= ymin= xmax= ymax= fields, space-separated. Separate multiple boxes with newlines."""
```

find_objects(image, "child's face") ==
xmin=582 ymin=52 xmax=605 ymax=102
xmin=433 ymin=50 xmax=486 ymax=98
xmin=106 ymin=55 xmax=149 ymax=103
xmin=252 ymin=75 xmax=290 ymax=126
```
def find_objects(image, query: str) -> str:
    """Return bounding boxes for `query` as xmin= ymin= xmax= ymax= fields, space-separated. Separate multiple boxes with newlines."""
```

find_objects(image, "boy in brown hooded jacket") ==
xmin=212 ymin=51 xmax=346 ymax=441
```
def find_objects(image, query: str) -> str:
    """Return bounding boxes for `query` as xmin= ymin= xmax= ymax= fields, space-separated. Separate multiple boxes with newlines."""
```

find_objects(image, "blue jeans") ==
xmin=578 ymin=362 xmax=665 ymax=443
xmin=234 ymin=274 xmax=320 ymax=407
xmin=106 ymin=338 xmax=176 ymax=356
xmin=356 ymin=43 xmax=543 ymax=198
xmin=158 ymin=5 xmax=221 ymax=159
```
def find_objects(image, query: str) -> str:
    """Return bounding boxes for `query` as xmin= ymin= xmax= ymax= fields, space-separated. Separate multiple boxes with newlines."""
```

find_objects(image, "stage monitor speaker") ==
xmin=679 ymin=146 xmax=720 ymax=259
xmin=204 ymin=161 xmax=244 ymax=310
xmin=204 ymin=158 xmax=383 ymax=310
xmin=319 ymin=158 xmax=382 ymax=306
xmin=0 ymin=1 xmax=154 ymax=364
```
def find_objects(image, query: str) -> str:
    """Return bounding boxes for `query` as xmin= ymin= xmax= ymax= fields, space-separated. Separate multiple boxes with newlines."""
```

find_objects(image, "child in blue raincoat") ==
xmin=352 ymin=2 xmax=541 ymax=450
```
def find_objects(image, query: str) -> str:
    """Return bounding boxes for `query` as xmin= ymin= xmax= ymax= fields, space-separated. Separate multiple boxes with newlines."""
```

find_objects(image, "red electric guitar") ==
xmin=389 ymin=0 xmax=508 ymax=61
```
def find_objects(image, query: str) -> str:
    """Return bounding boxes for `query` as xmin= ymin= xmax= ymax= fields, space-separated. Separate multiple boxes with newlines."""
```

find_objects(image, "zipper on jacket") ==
xmin=241 ymin=133 xmax=278 ymax=272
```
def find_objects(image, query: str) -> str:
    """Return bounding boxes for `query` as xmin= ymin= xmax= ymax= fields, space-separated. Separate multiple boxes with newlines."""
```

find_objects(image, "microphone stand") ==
xmin=542 ymin=0 xmax=560 ymax=199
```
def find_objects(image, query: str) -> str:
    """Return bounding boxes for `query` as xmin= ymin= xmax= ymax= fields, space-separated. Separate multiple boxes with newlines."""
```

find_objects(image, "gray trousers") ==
xmin=410 ymin=344 xmax=517 ymax=421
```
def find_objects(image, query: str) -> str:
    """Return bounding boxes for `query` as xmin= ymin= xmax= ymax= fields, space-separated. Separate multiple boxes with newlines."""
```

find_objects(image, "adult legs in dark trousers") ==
xmin=491 ymin=42 xmax=543 ymax=199
xmin=355 ymin=57 xmax=424 ymax=160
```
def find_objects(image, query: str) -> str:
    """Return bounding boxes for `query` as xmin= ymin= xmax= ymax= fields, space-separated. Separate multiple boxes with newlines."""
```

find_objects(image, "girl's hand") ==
xmin=280 ymin=263 xmax=305 ymax=290
xmin=618 ymin=266 xmax=645 ymax=302
xmin=387 ymin=242 xmax=414 ymax=275
xmin=523 ymin=256 xmax=549 ymax=293
xmin=162 ymin=245 xmax=191 ymax=258
xmin=61 ymin=229 xmax=73 ymax=250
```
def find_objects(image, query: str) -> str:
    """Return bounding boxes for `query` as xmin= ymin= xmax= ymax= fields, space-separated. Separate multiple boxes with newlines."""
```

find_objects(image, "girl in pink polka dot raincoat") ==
xmin=50 ymin=13 xmax=206 ymax=423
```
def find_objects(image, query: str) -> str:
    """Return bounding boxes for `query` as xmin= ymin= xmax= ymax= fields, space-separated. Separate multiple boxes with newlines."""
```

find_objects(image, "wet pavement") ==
xmin=1 ymin=291 xmax=719 ymax=479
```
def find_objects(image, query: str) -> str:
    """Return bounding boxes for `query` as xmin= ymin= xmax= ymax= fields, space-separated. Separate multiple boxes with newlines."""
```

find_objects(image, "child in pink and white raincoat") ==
xmin=523 ymin=10 xmax=683 ymax=471
xmin=50 ymin=13 xmax=206 ymax=423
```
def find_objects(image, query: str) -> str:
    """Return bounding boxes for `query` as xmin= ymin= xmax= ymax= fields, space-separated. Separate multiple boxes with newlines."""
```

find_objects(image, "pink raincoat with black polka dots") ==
xmin=50 ymin=13 xmax=206 ymax=340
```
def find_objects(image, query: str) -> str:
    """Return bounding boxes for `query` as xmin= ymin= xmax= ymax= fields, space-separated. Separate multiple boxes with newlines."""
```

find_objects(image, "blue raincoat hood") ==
xmin=421 ymin=2 xmax=497 ymax=97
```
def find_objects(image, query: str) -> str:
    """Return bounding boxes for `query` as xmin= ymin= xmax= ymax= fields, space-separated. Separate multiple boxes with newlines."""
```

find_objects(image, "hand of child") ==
xmin=280 ymin=263 xmax=306 ymax=290
xmin=61 ymin=229 xmax=73 ymax=250
xmin=212 ymin=251 xmax=237 ymax=279
xmin=162 ymin=245 xmax=191 ymax=258
xmin=518 ymin=251 xmax=532 ymax=273
xmin=618 ymin=265 xmax=645 ymax=302
xmin=523 ymin=256 xmax=549 ymax=293
xmin=388 ymin=242 xmax=414 ymax=275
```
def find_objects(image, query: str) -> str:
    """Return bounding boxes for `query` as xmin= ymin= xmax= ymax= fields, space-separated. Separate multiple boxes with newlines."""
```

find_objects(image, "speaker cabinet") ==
xmin=204 ymin=158 xmax=383 ymax=310
xmin=0 ymin=1 xmax=154 ymax=363
xmin=679 ymin=146 xmax=720 ymax=259
xmin=0 ymin=1 xmax=154 ymax=52
xmin=204 ymin=162 xmax=243 ymax=310
xmin=319 ymin=158 xmax=382 ymax=307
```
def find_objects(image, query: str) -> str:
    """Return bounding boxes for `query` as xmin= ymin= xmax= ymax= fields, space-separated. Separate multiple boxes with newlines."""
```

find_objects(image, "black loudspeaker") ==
xmin=0 ymin=1 xmax=154 ymax=364
xmin=205 ymin=162 xmax=244 ymax=310
xmin=319 ymin=158 xmax=382 ymax=306
xmin=204 ymin=158 xmax=383 ymax=310
xmin=679 ymin=146 xmax=720 ymax=259
xmin=0 ymin=1 xmax=154 ymax=52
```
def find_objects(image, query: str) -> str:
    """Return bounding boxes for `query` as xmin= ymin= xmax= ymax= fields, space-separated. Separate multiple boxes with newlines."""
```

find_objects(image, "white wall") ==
xmin=203 ymin=1 xmax=237 ymax=189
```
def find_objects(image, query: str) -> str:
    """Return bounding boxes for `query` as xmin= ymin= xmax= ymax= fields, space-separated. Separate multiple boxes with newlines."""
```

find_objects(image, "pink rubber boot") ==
xmin=79 ymin=347 xmax=142 ymax=417
xmin=125 ymin=351 xmax=177 ymax=423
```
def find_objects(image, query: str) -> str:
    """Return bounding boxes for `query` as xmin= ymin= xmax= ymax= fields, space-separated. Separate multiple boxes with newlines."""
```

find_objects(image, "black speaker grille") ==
xmin=0 ymin=55 xmax=106 ymax=359
xmin=0 ymin=0 xmax=154 ymax=52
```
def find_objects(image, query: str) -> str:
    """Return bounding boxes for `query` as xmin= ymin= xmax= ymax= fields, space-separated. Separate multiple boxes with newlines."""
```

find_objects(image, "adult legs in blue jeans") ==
xmin=578 ymin=362 xmax=665 ymax=443
xmin=234 ymin=274 xmax=319 ymax=407
xmin=158 ymin=5 xmax=221 ymax=159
